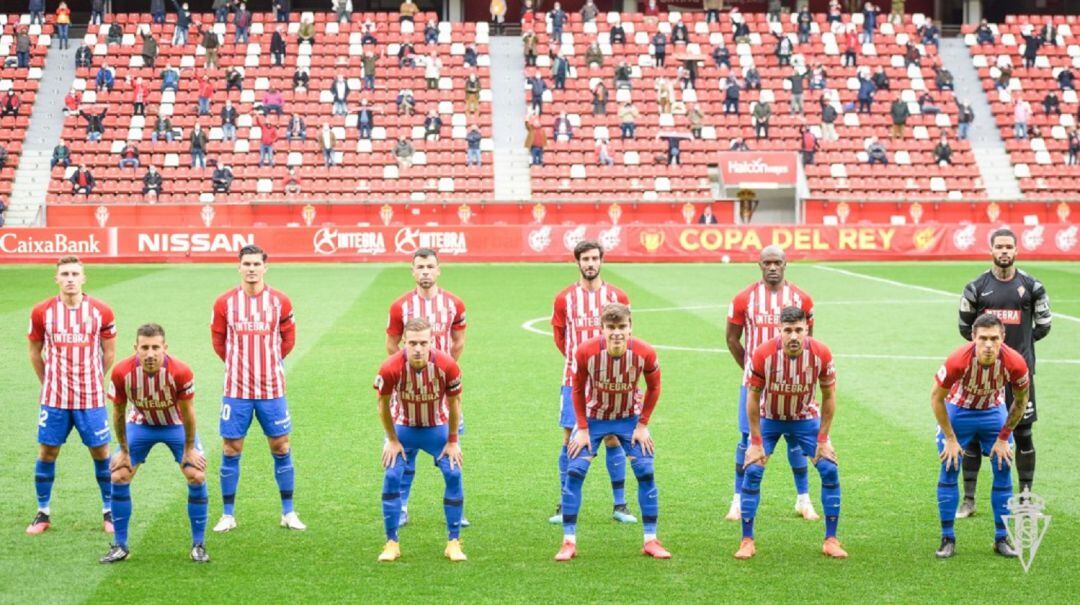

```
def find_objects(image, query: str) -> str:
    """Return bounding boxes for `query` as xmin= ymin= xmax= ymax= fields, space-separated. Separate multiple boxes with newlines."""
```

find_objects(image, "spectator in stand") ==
xmin=698 ymin=206 xmax=719 ymax=224
xmin=70 ymin=165 xmax=95 ymax=196
xmin=273 ymin=0 xmax=291 ymax=23
xmin=651 ymin=31 xmax=667 ymax=67
xmin=842 ymin=25 xmax=859 ymax=67
xmin=76 ymin=43 xmax=93 ymax=68
xmin=552 ymin=53 xmax=569 ymax=90
xmin=797 ymin=7 xmax=813 ymax=44
xmin=262 ymin=88 xmax=284 ymax=116
xmin=1027 ymin=123 xmax=1043 ymax=140
xmin=732 ymin=9 xmax=751 ymax=43
xmin=464 ymin=43 xmax=478 ymax=68
xmin=744 ymin=66 xmax=762 ymax=90
xmin=395 ymin=89 xmax=415 ymax=116
xmin=95 ymin=63 xmax=115 ymax=92
xmin=358 ymin=98 xmax=377 ymax=138
xmin=287 ymin=113 xmax=306 ymax=141
xmin=800 ymin=125 xmax=819 ymax=165
xmin=29 ymin=0 xmax=45 ymax=24
xmin=866 ymin=137 xmax=888 ymax=165
xmin=871 ymin=65 xmax=890 ymax=91
xmin=1067 ymin=127 xmax=1080 ymax=166
xmin=819 ymin=96 xmax=839 ymax=141
xmin=151 ymin=111 xmax=174 ymax=142
xmin=292 ymin=67 xmax=309 ymax=91
xmin=142 ymin=165 xmax=163 ymax=199
xmin=271 ymin=26 xmax=286 ymax=66
xmin=212 ymin=164 xmax=234 ymax=193
xmin=197 ymin=75 xmax=214 ymax=115
xmin=490 ymin=0 xmax=507 ymax=35
xmin=688 ymin=103 xmax=705 ymax=138
xmin=169 ymin=0 xmax=192 ymax=46
xmin=319 ymin=123 xmax=337 ymax=167
xmin=549 ymin=3 xmax=567 ymax=37
xmin=655 ymin=76 xmax=673 ymax=114
xmin=614 ymin=60 xmax=632 ymax=90
xmin=1014 ymin=95 xmax=1032 ymax=139
xmin=79 ymin=106 xmax=108 ymax=142
xmin=724 ymin=78 xmax=740 ymax=114
xmin=730 ymin=137 xmax=750 ymax=151
xmin=106 ymin=22 xmax=122 ymax=45
xmin=995 ymin=62 xmax=1013 ymax=90
xmin=1021 ymin=27 xmax=1042 ymax=69
xmin=399 ymin=0 xmax=419 ymax=23
xmin=918 ymin=91 xmax=941 ymax=114
xmin=904 ymin=41 xmax=921 ymax=67
xmin=808 ymin=64 xmax=827 ymax=90
xmin=424 ymin=110 xmax=443 ymax=141
xmin=766 ymin=0 xmax=781 ymax=23
xmin=200 ymin=24 xmax=220 ymax=69
xmin=665 ymin=134 xmax=682 ymax=165
xmin=1043 ymin=90 xmax=1062 ymax=116
xmin=1058 ymin=67 xmax=1076 ymax=91
xmin=552 ymin=111 xmax=572 ymax=142
xmin=221 ymin=99 xmax=238 ymax=141
xmin=857 ymin=71 xmax=876 ymax=113
xmin=398 ymin=36 xmax=416 ymax=66
xmin=423 ymin=19 xmax=438 ymax=45
xmin=0 ymin=196 xmax=6 ymax=227
xmin=0 ymin=145 xmax=6 ymax=169
xmin=130 ymin=76 xmax=149 ymax=116
xmin=789 ymin=69 xmax=807 ymax=115
xmin=712 ymin=43 xmax=731 ymax=69
xmin=298 ymin=16 xmax=316 ymax=46
xmin=282 ymin=167 xmax=302 ymax=195
xmin=527 ymin=70 xmax=547 ymax=114
xmin=592 ymin=81 xmax=609 ymax=115
xmin=64 ymin=89 xmax=81 ymax=115
xmin=227 ymin=66 xmax=244 ymax=92
xmin=523 ymin=30 xmax=538 ymax=67
xmin=610 ymin=19 xmax=626 ymax=45
xmin=56 ymin=2 xmax=72 ymax=50
xmin=51 ymin=139 xmax=72 ymax=168
xmin=213 ymin=0 xmax=229 ymax=23
xmin=189 ymin=123 xmax=208 ymax=169
xmin=619 ymin=101 xmax=639 ymax=138
xmin=595 ymin=136 xmax=614 ymax=166
xmin=957 ymin=100 xmax=974 ymax=141
xmin=580 ymin=0 xmax=598 ymax=23
xmin=934 ymin=65 xmax=954 ymax=91
xmin=1039 ymin=21 xmax=1057 ymax=47
xmin=776 ymin=33 xmax=793 ymax=67
xmin=465 ymin=72 xmax=481 ymax=116
xmin=151 ymin=0 xmax=166 ymax=24
xmin=425 ymin=53 xmax=443 ymax=90
xmin=256 ymin=116 xmax=279 ymax=166
xmin=919 ymin=18 xmax=940 ymax=47
xmin=585 ymin=41 xmax=603 ymax=69
xmin=393 ymin=137 xmax=415 ymax=169
xmin=234 ymin=3 xmax=252 ymax=44
xmin=752 ymin=101 xmax=772 ymax=139
xmin=362 ymin=50 xmax=379 ymax=90
xmin=466 ymin=124 xmax=482 ymax=166
xmin=140 ymin=28 xmax=158 ymax=68
xmin=1 ymin=91 xmax=21 ymax=117
xmin=975 ymin=19 xmax=995 ymax=45
xmin=526 ymin=116 xmax=545 ymax=165
xmin=643 ymin=0 xmax=659 ymax=19
xmin=330 ymin=75 xmax=350 ymax=116
xmin=161 ymin=63 xmax=180 ymax=92
xmin=933 ymin=134 xmax=952 ymax=165
xmin=361 ymin=18 xmax=378 ymax=45
xmin=862 ymin=2 xmax=879 ymax=44
xmin=890 ymin=94 xmax=909 ymax=138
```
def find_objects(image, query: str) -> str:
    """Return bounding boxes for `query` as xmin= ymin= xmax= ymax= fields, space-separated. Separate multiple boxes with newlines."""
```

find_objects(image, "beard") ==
xmin=580 ymin=267 xmax=599 ymax=281
xmin=993 ymin=255 xmax=1014 ymax=269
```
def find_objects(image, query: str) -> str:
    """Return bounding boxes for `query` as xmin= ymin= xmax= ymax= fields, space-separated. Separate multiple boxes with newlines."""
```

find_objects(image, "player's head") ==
xmin=574 ymin=240 xmax=604 ymax=282
xmin=972 ymin=313 xmax=1005 ymax=365
xmin=134 ymin=323 xmax=167 ymax=373
xmin=238 ymin=244 xmax=268 ymax=285
xmin=989 ymin=228 xmax=1017 ymax=269
xmin=759 ymin=245 xmax=787 ymax=285
xmin=600 ymin=302 xmax=631 ymax=356
xmin=402 ymin=317 xmax=432 ymax=368
xmin=411 ymin=248 xmax=440 ymax=290
xmin=779 ymin=305 xmax=808 ymax=357
xmin=55 ymin=256 xmax=86 ymax=296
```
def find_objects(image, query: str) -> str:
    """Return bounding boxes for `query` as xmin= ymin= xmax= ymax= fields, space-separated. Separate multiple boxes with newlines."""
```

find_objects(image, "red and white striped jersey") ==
xmin=552 ymin=282 xmax=630 ymax=386
xmin=387 ymin=288 xmax=467 ymax=354
xmin=211 ymin=286 xmax=295 ymax=399
xmin=27 ymin=295 xmax=117 ymax=410
xmin=374 ymin=350 xmax=462 ymax=427
xmin=729 ymin=281 xmax=814 ymax=385
xmin=572 ymin=337 xmax=661 ymax=426
xmin=935 ymin=343 xmax=1029 ymax=410
xmin=747 ymin=337 xmax=836 ymax=421
xmin=108 ymin=355 xmax=194 ymax=426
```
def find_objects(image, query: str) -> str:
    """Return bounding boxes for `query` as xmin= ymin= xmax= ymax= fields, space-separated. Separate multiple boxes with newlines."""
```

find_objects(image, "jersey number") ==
xmin=221 ymin=404 xmax=231 ymax=421
xmin=38 ymin=409 xmax=48 ymax=428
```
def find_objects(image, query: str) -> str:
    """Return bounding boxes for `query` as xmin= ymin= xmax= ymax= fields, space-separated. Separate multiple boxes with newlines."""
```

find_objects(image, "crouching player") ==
xmin=736 ymin=306 xmax=847 ymax=560
xmin=375 ymin=318 xmax=466 ymax=563
xmin=556 ymin=303 xmax=671 ymax=561
xmin=101 ymin=323 xmax=209 ymax=563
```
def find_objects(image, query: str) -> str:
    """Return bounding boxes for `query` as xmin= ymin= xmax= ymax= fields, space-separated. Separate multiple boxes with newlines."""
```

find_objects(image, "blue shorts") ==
xmin=220 ymin=397 xmax=291 ymax=439
xmin=38 ymin=405 xmax=110 ymax=448
xmin=127 ymin=423 xmax=203 ymax=466
xmin=760 ymin=417 xmax=821 ymax=459
xmin=936 ymin=403 xmax=1010 ymax=457
xmin=737 ymin=385 xmax=749 ymax=434
xmin=395 ymin=424 xmax=450 ymax=465
xmin=559 ymin=385 xmax=575 ymax=429
xmin=569 ymin=415 xmax=651 ymax=460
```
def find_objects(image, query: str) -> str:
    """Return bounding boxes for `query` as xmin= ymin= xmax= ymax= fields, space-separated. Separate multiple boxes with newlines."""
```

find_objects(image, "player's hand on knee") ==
xmin=744 ymin=444 xmax=767 ymax=468
xmin=182 ymin=447 xmax=206 ymax=472
xmin=813 ymin=442 xmax=837 ymax=464
xmin=568 ymin=428 xmax=591 ymax=458
xmin=111 ymin=450 xmax=132 ymax=474
xmin=939 ymin=436 xmax=962 ymax=471
xmin=632 ymin=423 xmax=654 ymax=457
xmin=382 ymin=440 xmax=406 ymax=469
xmin=990 ymin=438 xmax=1014 ymax=470
xmin=439 ymin=442 xmax=463 ymax=470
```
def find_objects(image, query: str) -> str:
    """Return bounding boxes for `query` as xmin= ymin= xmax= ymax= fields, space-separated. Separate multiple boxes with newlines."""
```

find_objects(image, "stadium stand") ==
xmin=1 ymin=14 xmax=50 ymax=203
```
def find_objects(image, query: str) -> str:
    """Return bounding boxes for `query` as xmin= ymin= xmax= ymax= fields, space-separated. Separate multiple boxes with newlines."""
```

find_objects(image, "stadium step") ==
xmin=488 ymin=34 xmax=532 ymax=201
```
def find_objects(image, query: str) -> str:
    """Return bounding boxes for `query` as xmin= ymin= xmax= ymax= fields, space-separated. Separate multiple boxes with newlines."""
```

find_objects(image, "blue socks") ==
xmin=788 ymin=442 xmax=810 ymax=495
xmin=631 ymin=456 xmax=658 ymax=535
xmin=606 ymin=444 xmax=627 ymax=507
xmin=34 ymin=460 xmax=55 ymax=510
xmin=734 ymin=435 xmax=748 ymax=497
xmin=400 ymin=455 xmax=417 ymax=511
xmin=740 ymin=463 xmax=765 ymax=538
xmin=220 ymin=453 xmax=241 ymax=516
xmin=94 ymin=457 xmax=112 ymax=511
xmin=111 ymin=483 xmax=131 ymax=548
xmin=816 ymin=458 xmax=840 ymax=538
xmin=741 ymin=460 xmax=842 ymax=539
xmin=561 ymin=456 xmax=592 ymax=537
xmin=272 ymin=451 xmax=295 ymax=515
xmin=438 ymin=457 xmax=464 ymax=540
xmin=381 ymin=462 xmax=404 ymax=541
xmin=188 ymin=483 xmax=208 ymax=545
xmin=558 ymin=444 xmax=569 ymax=495
xmin=991 ymin=460 xmax=1012 ymax=540
xmin=937 ymin=464 xmax=960 ymax=538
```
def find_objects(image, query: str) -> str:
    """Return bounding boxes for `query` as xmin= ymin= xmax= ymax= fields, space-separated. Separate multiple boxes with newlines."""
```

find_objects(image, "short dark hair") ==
xmin=600 ymin=302 xmax=631 ymax=324
xmin=136 ymin=323 xmax=166 ymax=339
xmin=403 ymin=317 xmax=432 ymax=334
xmin=780 ymin=306 xmax=807 ymax=324
xmin=989 ymin=228 xmax=1016 ymax=247
xmin=574 ymin=240 xmax=604 ymax=261
xmin=56 ymin=255 xmax=82 ymax=267
xmin=413 ymin=247 xmax=438 ymax=262
xmin=239 ymin=244 xmax=267 ymax=261
xmin=973 ymin=313 xmax=1004 ymax=335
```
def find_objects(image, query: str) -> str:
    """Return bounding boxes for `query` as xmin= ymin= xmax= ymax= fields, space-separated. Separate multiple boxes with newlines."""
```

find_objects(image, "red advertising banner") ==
xmin=805 ymin=199 xmax=1079 ymax=226
xmin=715 ymin=152 xmax=798 ymax=187
xmin=1 ymin=224 xmax=1078 ymax=263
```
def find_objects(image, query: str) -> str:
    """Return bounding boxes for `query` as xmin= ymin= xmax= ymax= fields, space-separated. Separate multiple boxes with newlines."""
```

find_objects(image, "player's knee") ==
xmin=268 ymin=436 xmax=290 ymax=456
xmin=184 ymin=466 xmax=205 ymax=485
xmin=566 ymin=456 xmax=591 ymax=482
xmin=630 ymin=456 xmax=654 ymax=481
xmin=383 ymin=463 xmax=405 ymax=488
xmin=38 ymin=445 xmax=60 ymax=463
xmin=744 ymin=463 xmax=765 ymax=487
xmin=603 ymin=435 xmax=620 ymax=448
xmin=111 ymin=468 xmax=132 ymax=485
xmin=938 ymin=464 xmax=961 ymax=483
xmin=815 ymin=458 xmax=838 ymax=481
xmin=222 ymin=438 xmax=244 ymax=456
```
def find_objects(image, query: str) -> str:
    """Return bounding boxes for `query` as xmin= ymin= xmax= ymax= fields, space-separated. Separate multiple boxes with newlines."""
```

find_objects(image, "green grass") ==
xmin=1 ymin=261 xmax=1078 ymax=604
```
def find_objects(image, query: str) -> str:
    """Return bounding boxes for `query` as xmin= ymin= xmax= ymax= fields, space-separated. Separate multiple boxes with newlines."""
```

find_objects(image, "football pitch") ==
xmin=1 ymin=260 xmax=1078 ymax=604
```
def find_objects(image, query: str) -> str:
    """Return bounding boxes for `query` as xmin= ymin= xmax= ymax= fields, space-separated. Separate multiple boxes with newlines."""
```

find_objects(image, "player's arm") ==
xmin=211 ymin=300 xmax=228 ymax=361
xmin=1032 ymin=280 xmax=1052 ymax=341
xmin=110 ymin=396 xmax=132 ymax=474
xmin=450 ymin=329 xmax=466 ymax=361
xmin=377 ymin=393 xmax=405 ymax=469
xmin=101 ymin=337 xmax=116 ymax=375
xmin=177 ymin=397 xmax=206 ymax=471
xmin=958 ymin=281 xmax=978 ymax=341
xmin=279 ymin=297 xmax=296 ymax=358
xmin=551 ymin=300 xmax=567 ymax=356
xmin=567 ymin=350 xmax=592 ymax=458
xmin=814 ymin=382 xmax=837 ymax=463
xmin=439 ymin=394 xmax=463 ymax=469
xmin=28 ymin=340 xmax=45 ymax=383
xmin=930 ymin=383 xmax=961 ymax=470
xmin=385 ymin=304 xmax=403 ymax=355
xmin=744 ymin=385 xmax=766 ymax=467
xmin=633 ymin=358 xmax=662 ymax=456
xmin=725 ymin=322 xmax=745 ymax=368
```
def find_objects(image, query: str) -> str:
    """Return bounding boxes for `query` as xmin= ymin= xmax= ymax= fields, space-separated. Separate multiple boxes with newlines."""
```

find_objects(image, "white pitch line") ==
xmin=814 ymin=265 xmax=1080 ymax=323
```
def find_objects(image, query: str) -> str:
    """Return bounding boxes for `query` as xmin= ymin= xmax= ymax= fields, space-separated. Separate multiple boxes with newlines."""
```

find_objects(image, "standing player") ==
xmin=955 ymin=228 xmax=1051 ymax=518
xmin=555 ymin=303 xmax=670 ymax=561
xmin=26 ymin=256 xmax=116 ymax=535
xmin=725 ymin=245 xmax=818 ymax=522
xmin=932 ymin=313 xmax=1028 ymax=558
xmin=101 ymin=323 xmax=209 ymax=563
xmin=386 ymin=247 xmax=467 ymax=527
xmin=375 ymin=318 xmax=467 ymax=563
xmin=736 ymin=306 xmax=846 ymax=559
xmin=549 ymin=240 xmax=636 ymax=525
xmin=211 ymin=244 xmax=306 ymax=533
